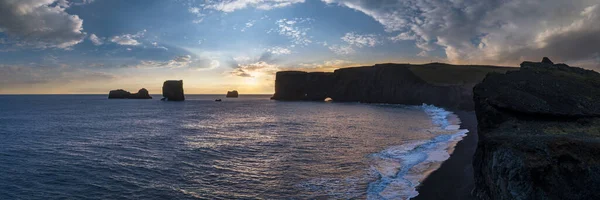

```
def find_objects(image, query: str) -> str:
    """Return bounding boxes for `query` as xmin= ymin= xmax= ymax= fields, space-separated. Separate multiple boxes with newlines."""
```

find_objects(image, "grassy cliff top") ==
xmin=407 ymin=63 xmax=515 ymax=86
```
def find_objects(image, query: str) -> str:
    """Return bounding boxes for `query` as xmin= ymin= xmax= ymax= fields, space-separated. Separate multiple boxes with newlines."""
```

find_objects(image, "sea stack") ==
xmin=162 ymin=80 xmax=185 ymax=101
xmin=472 ymin=57 xmax=600 ymax=200
xmin=226 ymin=90 xmax=239 ymax=98
xmin=108 ymin=88 xmax=152 ymax=99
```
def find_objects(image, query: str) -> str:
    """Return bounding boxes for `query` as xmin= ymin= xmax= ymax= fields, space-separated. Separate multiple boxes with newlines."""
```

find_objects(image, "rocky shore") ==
xmin=272 ymin=58 xmax=600 ymax=200
xmin=472 ymin=58 xmax=600 ymax=199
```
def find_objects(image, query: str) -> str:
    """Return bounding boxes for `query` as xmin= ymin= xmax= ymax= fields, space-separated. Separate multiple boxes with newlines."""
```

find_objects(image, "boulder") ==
xmin=162 ymin=80 xmax=185 ymax=101
xmin=108 ymin=88 xmax=152 ymax=99
xmin=472 ymin=58 xmax=600 ymax=200
xmin=226 ymin=90 xmax=239 ymax=98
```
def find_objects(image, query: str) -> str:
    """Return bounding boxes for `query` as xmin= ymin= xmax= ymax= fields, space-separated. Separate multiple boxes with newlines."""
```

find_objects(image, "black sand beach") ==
xmin=413 ymin=111 xmax=478 ymax=200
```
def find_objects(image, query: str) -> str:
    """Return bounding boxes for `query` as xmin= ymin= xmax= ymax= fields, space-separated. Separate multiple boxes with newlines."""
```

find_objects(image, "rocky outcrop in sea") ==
xmin=108 ymin=88 xmax=152 ymax=99
xmin=226 ymin=90 xmax=239 ymax=98
xmin=162 ymin=80 xmax=185 ymax=101
xmin=472 ymin=58 xmax=600 ymax=200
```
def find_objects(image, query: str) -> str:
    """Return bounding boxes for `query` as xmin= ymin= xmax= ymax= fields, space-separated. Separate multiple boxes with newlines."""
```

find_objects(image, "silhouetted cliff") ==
xmin=108 ymin=88 xmax=152 ymax=99
xmin=272 ymin=63 xmax=512 ymax=110
xmin=162 ymin=80 xmax=184 ymax=101
xmin=472 ymin=58 xmax=600 ymax=199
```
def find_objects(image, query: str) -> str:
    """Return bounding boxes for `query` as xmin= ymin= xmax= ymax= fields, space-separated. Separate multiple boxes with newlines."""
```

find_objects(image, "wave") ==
xmin=366 ymin=104 xmax=469 ymax=200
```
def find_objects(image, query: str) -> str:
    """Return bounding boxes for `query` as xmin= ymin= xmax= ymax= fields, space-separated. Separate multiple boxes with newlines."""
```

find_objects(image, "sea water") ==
xmin=0 ymin=95 xmax=467 ymax=199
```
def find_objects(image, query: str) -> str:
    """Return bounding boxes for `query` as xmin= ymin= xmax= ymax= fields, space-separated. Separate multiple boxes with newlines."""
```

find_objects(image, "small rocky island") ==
xmin=108 ymin=88 xmax=152 ymax=99
xmin=472 ymin=58 xmax=600 ymax=199
xmin=162 ymin=80 xmax=185 ymax=101
xmin=226 ymin=90 xmax=239 ymax=98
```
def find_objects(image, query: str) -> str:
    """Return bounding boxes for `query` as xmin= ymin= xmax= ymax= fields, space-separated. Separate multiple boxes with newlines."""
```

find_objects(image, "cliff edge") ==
xmin=472 ymin=58 xmax=600 ymax=200
xmin=272 ymin=63 xmax=512 ymax=110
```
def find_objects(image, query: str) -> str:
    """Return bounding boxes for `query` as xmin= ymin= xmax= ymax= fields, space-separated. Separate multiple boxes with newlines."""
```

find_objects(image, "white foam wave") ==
xmin=366 ymin=104 xmax=469 ymax=200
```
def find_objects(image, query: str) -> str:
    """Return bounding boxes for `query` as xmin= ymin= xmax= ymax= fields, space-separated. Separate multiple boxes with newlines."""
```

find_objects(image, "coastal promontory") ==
xmin=472 ymin=58 xmax=600 ymax=199
xmin=162 ymin=80 xmax=185 ymax=101
xmin=108 ymin=88 xmax=152 ymax=99
xmin=272 ymin=63 xmax=513 ymax=110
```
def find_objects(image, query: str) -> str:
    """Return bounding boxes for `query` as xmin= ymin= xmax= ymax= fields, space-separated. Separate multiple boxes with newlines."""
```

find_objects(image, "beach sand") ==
xmin=413 ymin=110 xmax=478 ymax=200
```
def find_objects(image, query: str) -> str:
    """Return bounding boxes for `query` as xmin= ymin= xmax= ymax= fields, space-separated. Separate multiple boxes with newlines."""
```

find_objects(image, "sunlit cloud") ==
xmin=110 ymin=30 xmax=146 ymax=46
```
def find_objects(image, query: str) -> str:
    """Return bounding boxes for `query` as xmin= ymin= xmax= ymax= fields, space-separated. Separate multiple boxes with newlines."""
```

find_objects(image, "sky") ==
xmin=0 ymin=0 xmax=599 ymax=94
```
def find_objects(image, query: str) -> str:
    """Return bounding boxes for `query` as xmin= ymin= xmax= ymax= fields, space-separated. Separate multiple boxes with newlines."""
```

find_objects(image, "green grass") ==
xmin=407 ymin=63 xmax=515 ymax=86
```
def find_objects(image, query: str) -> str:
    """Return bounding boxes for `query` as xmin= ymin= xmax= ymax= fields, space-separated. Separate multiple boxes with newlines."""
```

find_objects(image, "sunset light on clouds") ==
xmin=0 ymin=0 xmax=599 ymax=94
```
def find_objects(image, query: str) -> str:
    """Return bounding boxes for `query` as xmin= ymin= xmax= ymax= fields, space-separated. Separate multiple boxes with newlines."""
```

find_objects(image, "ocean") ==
xmin=0 ymin=95 xmax=467 ymax=200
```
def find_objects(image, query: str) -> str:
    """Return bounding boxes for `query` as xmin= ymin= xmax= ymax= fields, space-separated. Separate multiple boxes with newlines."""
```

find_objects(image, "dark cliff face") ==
xmin=108 ymin=88 xmax=152 ymax=99
xmin=272 ymin=63 xmax=511 ymax=110
xmin=162 ymin=80 xmax=185 ymax=101
xmin=472 ymin=58 xmax=600 ymax=200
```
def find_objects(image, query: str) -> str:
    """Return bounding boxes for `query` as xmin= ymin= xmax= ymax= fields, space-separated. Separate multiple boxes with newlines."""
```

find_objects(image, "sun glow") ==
xmin=244 ymin=76 xmax=260 ymax=85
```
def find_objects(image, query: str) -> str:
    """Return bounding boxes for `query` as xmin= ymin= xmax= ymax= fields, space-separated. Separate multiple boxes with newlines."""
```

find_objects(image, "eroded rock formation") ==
xmin=472 ymin=58 xmax=600 ymax=200
xmin=272 ymin=63 xmax=512 ymax=110
xmin=162 ymin=80 xmax=185 ymax=101
xmin=226 ymin=90 xmax=239 ymax=98
xmin=108 ymin=88 xmax=152 ymax=99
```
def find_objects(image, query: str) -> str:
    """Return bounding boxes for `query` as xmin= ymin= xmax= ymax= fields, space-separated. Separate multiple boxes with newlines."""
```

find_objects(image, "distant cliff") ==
xmin=272 ymin=63 xmax=513 ymax=110
xmin=472 ymin=58 xmax=600 ymax=199
xmin=108 ymin=88 xmax=152 ymax=99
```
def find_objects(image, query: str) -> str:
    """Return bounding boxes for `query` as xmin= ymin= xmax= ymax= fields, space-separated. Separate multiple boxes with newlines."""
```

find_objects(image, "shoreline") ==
xmin=412 ymin=110 xmax=478 ymax=200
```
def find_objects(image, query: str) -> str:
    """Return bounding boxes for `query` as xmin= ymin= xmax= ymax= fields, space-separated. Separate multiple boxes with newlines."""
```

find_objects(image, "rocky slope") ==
xmin=272 ymin=63 xmax=512 ymax=110
xmin=162 ymin=80 xmax=185 ymax=101
xmin=472 ymin=58 xmax=600 ymax=200
xmin=108 ymin=88 xmax=152 ymax=99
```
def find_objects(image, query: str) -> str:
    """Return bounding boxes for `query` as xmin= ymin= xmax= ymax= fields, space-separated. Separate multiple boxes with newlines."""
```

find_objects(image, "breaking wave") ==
xmin=366 ymin=104 xmax=469 ymax=200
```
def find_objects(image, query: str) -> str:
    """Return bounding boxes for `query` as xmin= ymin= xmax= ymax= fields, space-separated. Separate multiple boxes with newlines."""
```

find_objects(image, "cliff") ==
xmin=272 ymin=63 xmax=512 ymax=110
xmin=108 ymin=88 xmax=152 ymax=99
xmin=472 ymin=58 xmax=600 ymax=199
xmin=162 ymin=80 xmax=185 ymax=101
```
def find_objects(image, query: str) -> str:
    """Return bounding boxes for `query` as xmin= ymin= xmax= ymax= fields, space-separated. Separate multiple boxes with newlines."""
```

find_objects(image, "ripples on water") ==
xmin=0 ymin=95 xmax=466 ymax=199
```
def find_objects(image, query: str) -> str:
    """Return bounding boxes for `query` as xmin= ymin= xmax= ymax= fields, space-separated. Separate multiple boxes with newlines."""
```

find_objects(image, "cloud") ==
xmin=151 ymin=42 xmax=168 ymax=50
xmin=0 ymin=63 xmax=115 ymax=93
xmin=110 ymin=30 xmax=146 ymax=46
xmin=203 ymin=0 xmax=305 ymax=13
xmin=341 ymin=32 xmax=379 ymax=47
xmin=0 ymin=0 xmax=85 ymax=49
xmin=271 ymin=18 xmax=313 ymax=46
xmin=328 ymin=32 xmax=379 ymax=55
xmin=329 ymin=45 xmax=355 ymax=55
xmin=89 ymin=34 xmax=103 ymax=45
xmin=241 ymin=20 xmax=256 ymax=32
xmin=323 ymin=0 xmax=600 ymax=65
xmin=267 ymin=47 xmax=292 ymax=55
xmin=134 ymin=55 xmax=219 ymax=70
xmin=189 ymin=7 xmax=200 ymax=14
xmin=293 ymin=59 xmax=356 ymax=71
xmin=230 ymin=61 xmax=279 ymax=77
